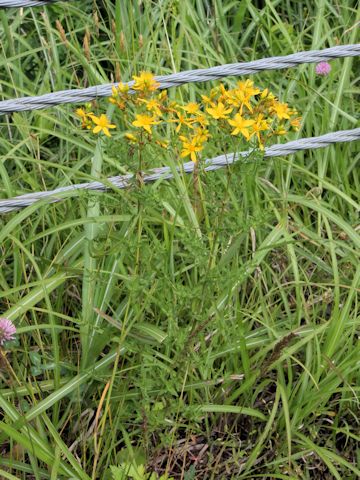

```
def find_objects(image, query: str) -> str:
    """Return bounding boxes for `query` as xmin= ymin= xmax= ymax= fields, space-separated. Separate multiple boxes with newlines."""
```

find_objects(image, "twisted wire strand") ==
xmin=0 ymin=44 xmax=359 ymax=114
xmin=0 ymin=128 xmax=358 ymax=214
xmin=0 ymin=0 xmax=58 ymax=6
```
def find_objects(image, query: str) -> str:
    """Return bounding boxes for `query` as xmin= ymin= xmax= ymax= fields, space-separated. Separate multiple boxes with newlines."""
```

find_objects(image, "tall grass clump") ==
xmin=0 ymin=1 xmax=359 ymax=479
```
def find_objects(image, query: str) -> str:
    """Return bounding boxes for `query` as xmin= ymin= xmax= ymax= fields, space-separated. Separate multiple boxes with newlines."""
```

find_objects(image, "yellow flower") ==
xmin=249 ymin=114 xmax=270 ymax=147
xmin=109 ymin=82 xmax=130 ymax=109
xmin=201 ymin=94 xmax=214 ymax=105
xmin=76 ymin=108 xmax=93 ymax=129
xmin=228 ymin=114 xmax=255 ymax=139
xmin=227 ymin=89 xmax=253 ymax=113
xmin=110 ymin=83 xmax=129 ymax=98
xmin=217 ymin=83 xmax=230 ymax=102
xmin=260 ymin=88 xmax=275 ymax=102
xmin=194 ymin=114 xmax=209 ymax=127
xmin=116 ymin=82 xmax=130 ymax=94
xmin=271 ymin=101 xmax=290 ymax=120
xmin=139 ymin=98 xmax=162 ymax=116
xmin=158 ymin=90 xmax=168 ymax=102
xmin=181 ymin=102 xmax=201 ymax=115
xmin=76 ymin=108 xmax=88 ymax=119
xmin=133 ymin=72 xmax=160 ymax=93
xmin=132 ymin=113 xmax=160 ymax=134
xmin=236 ymin=79 xmax=260 ymax=97
xmin=90 ymin=114 xmax=116 ymax=137
xmin=290 ymin=117 xmax=301 ymax=131
xmin=169 ymin=110 xmax=193 ymax=133
xmin=226 ymin=80 xmax=260 ymax=113
xmin=180 ymin=136 xmax=204 ymax=163
xmin=206 ymin=102 xmax=233 ymax=119
xmin=193 ymin=127 xmax=210 ymax=144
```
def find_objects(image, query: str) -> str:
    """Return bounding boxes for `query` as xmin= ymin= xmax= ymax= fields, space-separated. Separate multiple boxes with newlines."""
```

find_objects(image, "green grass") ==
xmin=0 ymin=1 xmax=359 ymax=479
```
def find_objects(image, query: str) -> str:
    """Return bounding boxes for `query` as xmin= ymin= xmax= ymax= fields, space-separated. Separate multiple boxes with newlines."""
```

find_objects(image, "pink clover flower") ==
xmin=315 ymin=62 xmax=331 ymax=76
xmin=0 ymin=318 xmax=16 ymax=345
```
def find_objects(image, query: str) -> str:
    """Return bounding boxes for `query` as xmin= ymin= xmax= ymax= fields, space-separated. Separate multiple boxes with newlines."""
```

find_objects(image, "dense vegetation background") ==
xmin=0 ymin=1 xmax=359 ymax=479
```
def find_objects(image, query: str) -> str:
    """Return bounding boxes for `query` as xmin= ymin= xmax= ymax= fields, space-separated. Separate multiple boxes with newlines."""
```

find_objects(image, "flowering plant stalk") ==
xmin=76 ymin=71 xmax=300 ymax=158
xmin=76 ymin=72 xmax=301 ymax=218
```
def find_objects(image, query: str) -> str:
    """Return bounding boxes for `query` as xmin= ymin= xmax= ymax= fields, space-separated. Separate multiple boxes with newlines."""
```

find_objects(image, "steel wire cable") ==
xmin=0 ymin=128 xmax=359 ymax=214
xmin=0 ymin=20 xmax=357 ymax=215
xmin=0 ymin=44 xmax=359 ymax=113
xmin=0 ymin=0 xmax=59 ymax=6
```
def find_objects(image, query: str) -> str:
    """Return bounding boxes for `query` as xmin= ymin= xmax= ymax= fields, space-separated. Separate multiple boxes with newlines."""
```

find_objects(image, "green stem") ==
xmin=81 ymin=138 xmax=104 ymax=369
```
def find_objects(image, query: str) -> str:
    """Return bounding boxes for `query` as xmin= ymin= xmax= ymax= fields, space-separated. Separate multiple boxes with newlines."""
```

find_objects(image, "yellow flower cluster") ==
xmin=76 ymin=72 xmax=301 ymax=163
xmin=76 ymin=106 xmax=116 ymax=137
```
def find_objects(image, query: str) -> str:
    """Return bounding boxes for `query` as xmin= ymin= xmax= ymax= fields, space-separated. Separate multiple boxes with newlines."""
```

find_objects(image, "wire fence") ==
xmin=0 ymin=128 xmax=358 ymax=214
xmin=0 ymin=0 xmax=358 ymax=214
xmin=0 ymin=0 xmax=59 ymax=7
xmin=0 ymin=44 xmax=359 ymax=114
